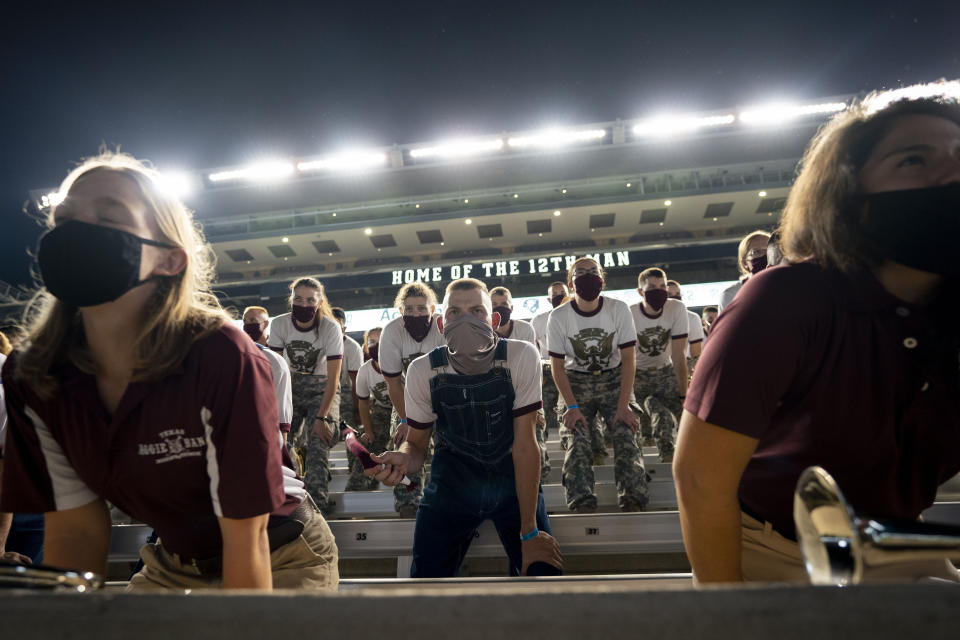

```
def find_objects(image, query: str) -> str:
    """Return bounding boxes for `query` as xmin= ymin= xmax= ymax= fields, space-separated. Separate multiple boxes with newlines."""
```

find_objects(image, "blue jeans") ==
xmin=7 ymin=513 xmax=44 ymax=564
xmin=410 ymin=450 xmax=552 ymax=577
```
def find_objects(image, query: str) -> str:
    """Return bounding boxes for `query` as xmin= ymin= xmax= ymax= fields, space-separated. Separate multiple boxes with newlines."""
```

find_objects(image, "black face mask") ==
xmin=861 ymin=183 xmax=960 ymax=276
xmin=243 ymin=323 xmax=264 ymax=342
xmin=573 ymin=273 xmax=603 ymax=302
xmin=492 ymin=305 xmax=512 ymax=325
xmin=37 ymin=220 xmax=174 ymax=308
xmin=550 ymin=294 xmax=565 ymax=308
xmin=403 ymin=314 xmax=432 ymax=342
xmin=644 ymin=288 xmax=669 ymax=311
xmin=747 ymin=255 xmax=768 ymax=275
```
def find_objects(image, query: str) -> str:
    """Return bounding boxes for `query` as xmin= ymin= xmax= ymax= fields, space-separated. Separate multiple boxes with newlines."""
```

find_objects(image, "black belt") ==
xmin=740 ymin=501 xmax=796 ymax=542
xmin=188 ymin=498 xmax=318 ymax=575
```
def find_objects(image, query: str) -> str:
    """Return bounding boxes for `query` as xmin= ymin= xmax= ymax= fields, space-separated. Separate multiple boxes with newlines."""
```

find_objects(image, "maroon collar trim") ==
xmin=292 ymin=314 xmax=319 ymax=333
xmin=572 ymin=297 xmax=604 ymax=317
xmin=638 ymin=304 xmax=663 ymax=319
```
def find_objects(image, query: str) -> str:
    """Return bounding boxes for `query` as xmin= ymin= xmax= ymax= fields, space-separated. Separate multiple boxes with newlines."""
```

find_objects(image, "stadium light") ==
xmin=864 ymin=80 xmax=960 ymax=114
xmin=297 ymin=150 xmax=386 ymax=173
xmin=507 ymin=128 xmax=606 ymax=149
xmin=739 ymin=102 xmax=846 ymax=125
xmin=633 ymin=113 xmax=735 ymax=137
xmin=409 ymin=137 xmax=504 ymax=159
xmin=155 ymin=170 xmax=194 ymax=198
xmin=208 ymin=161 xmax=295 ymax=183
xmin=40 ymin=191 xmax=65 ymax=209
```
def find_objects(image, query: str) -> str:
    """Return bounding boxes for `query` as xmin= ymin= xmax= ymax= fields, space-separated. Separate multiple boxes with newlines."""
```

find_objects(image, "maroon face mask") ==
xmin=243 ymin=322 xmax=264 ymax=342
xmin=550 ymin=294 xmax=565 ymax=308
xmin=366 ymin=343 xmax=379 ymax=363
xmin=748 ymin=255 xmax=768 ymax=275
xmin=492 ymin=305 xmax=512 ymax=325
xmin=403 ymin=314 xmax=432 ymax=342
xmin=644 ymin=289 xmax=669 ymax=311
xmin=573 ymin=273 xmax=603 ymax=302
xmin=292 ymin=305 xmax=317 ymax=324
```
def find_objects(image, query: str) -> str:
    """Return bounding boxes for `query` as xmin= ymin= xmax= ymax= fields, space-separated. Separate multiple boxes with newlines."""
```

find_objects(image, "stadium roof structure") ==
xmin=25 ymin=93 xmax=863 ymax=309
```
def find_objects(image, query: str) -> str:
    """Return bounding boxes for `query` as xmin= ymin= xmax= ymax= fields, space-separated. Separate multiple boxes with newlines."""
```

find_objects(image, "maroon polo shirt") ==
xmin=686 ymin=262 xmax=960 ymax=539
xmin=0 ymin=324 xmax=299 ymax=559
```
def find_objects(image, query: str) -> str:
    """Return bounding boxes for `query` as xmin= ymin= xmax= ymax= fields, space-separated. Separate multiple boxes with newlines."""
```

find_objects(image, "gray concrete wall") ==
xmin=2 ymin=583 xmax=958 ymax=640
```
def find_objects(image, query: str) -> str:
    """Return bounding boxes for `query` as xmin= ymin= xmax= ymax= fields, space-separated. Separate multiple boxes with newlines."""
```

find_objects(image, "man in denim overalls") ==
xmin=368 ymin=279 xmax=563 ymax=577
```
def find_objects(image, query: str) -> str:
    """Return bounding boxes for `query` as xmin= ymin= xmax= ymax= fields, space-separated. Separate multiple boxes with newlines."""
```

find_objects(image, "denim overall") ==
xmin=410 ymin=340 xmax=552 ymax=577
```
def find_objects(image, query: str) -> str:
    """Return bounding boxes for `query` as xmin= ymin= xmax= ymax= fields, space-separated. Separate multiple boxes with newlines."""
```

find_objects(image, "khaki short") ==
xmin=127 ymin=505 xmax=339 ymax=592
xmin=739 ymin=511 xmax=960 ymax=584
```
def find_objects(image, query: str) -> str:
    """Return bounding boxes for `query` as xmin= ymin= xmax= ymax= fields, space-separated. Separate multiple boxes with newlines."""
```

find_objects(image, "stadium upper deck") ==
xmin=21 ymin=95 xmax=855 ymax=314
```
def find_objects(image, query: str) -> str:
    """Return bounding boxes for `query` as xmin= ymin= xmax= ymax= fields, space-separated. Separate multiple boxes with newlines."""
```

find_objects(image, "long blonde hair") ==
xmin=16 ymin=152 xmax=228 ymax=397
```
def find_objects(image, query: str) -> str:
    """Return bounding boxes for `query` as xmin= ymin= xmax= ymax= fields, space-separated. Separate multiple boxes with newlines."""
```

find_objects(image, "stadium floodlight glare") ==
xmin=208 ymin=161 xmax=295 ymax=184
xmin=155 ymin=170 xmax=193 ymax=198
xmin=507 ymin=128 xmax=606 ymax=149
xmin=409 ymin=137 xmax=504 ymax=159
xmin=40 ymin=191 xmax=65 ymax=209
xmin=739 ymin=102 xmax=846 ymax=125
xmin=864 ymin=80 xmax=960 ymax=114
xmin=633 ymin=113 xmax=735 ymax=137
xmin=297 ymin=150 xmax=386 ymax=173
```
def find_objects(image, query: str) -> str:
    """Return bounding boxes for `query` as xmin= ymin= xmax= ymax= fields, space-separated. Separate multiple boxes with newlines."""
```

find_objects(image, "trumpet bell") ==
xmin=794 ymin=465 xmax=863 ymax=586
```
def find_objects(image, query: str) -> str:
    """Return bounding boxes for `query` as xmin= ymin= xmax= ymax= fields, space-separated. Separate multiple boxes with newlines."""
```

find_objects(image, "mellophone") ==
xmin=794 ymin=465 xmax=960 ymax=585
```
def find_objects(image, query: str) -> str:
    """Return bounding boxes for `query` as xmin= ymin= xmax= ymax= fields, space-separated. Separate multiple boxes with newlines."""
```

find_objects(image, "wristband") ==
xmin=520 ymin=527 xmax=540 ymax=541
xmin=399 ymin=418 xmax=407 ymax=424
xmin=566 ymin=404 xmax=579 ymax=410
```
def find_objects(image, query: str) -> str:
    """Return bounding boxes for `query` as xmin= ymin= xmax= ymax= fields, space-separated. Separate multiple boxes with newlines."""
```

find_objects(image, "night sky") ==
xmin=2 ymin=1 xmax=957 ymax=287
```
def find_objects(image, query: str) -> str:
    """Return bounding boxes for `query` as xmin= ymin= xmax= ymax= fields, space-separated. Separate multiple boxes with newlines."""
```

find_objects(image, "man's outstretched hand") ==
xmin=521 ymin=532 xmax=563 ymax=575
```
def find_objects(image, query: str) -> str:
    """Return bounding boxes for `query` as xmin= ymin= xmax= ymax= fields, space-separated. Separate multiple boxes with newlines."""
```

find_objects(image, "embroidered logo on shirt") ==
xmin=569 ymin=328 xmax=615 ymax=372
xmin=636 ymin=326 xmax=670 ymax=357
xmin=138 ymin=429 xmax=205 ymax=464
xmin=285 ymin=339 xmax=322 ymax=374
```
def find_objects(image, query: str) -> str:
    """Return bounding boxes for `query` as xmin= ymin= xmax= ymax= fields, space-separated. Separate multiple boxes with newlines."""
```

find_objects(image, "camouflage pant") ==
xmin=592 ymin=416 xmax=610 ymax=455
xmin=390 ymin=408 xmax=432 ymax=513
xmin=557 ymin=367 xmax=648 ymax=511
xmin=345 ymin=403 xmax=394 ymax=492
xmin=338 ymin=381 xmax=355 ymax=430
xmin=634 ymin=365 xmax=681 ymax=458
xmin=541 ymin=362 xmax=560 ymax=439
xmin=291 ymin=373 xmax=340 ymax=513
xmin=535 ymin=409 xmax=551 ymax=486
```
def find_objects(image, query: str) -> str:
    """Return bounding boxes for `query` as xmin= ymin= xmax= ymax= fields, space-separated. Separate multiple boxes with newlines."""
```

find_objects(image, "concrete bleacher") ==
xmin=107 ymin=430 xmax=960 ymax=579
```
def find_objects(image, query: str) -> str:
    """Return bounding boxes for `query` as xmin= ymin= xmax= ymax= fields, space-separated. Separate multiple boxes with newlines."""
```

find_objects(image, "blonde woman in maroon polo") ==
xmin=675 ymin=90 xmax=960 ymax=584
xmin=0 ymin=152 xmax=338 ymax=590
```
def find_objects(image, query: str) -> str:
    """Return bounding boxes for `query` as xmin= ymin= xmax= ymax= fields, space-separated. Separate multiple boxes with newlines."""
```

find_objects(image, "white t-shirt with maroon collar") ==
xmin=685 ymin=309 xmax=705 ymax=358
xmin=499 ymin=318 xmax=537 ymax=346
xmin=355 ymin=359 xmax=392 ymax=411
xmin=340 ymin=335 xmax=364 ymax=387
xmin=530 ymin=310 xmax=552 ymax=360
xmin=546 ymin=296 xmax=637 ymax=373
xmin=378 ymin=314 xmax=445 ymax=378
xmin=404 ymin=339 xmax=543 ymax=430
xmin=268 ymin=313 xmax=344 ymax=376
xmin=630 ymin=298 xmax=689 ymax=369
